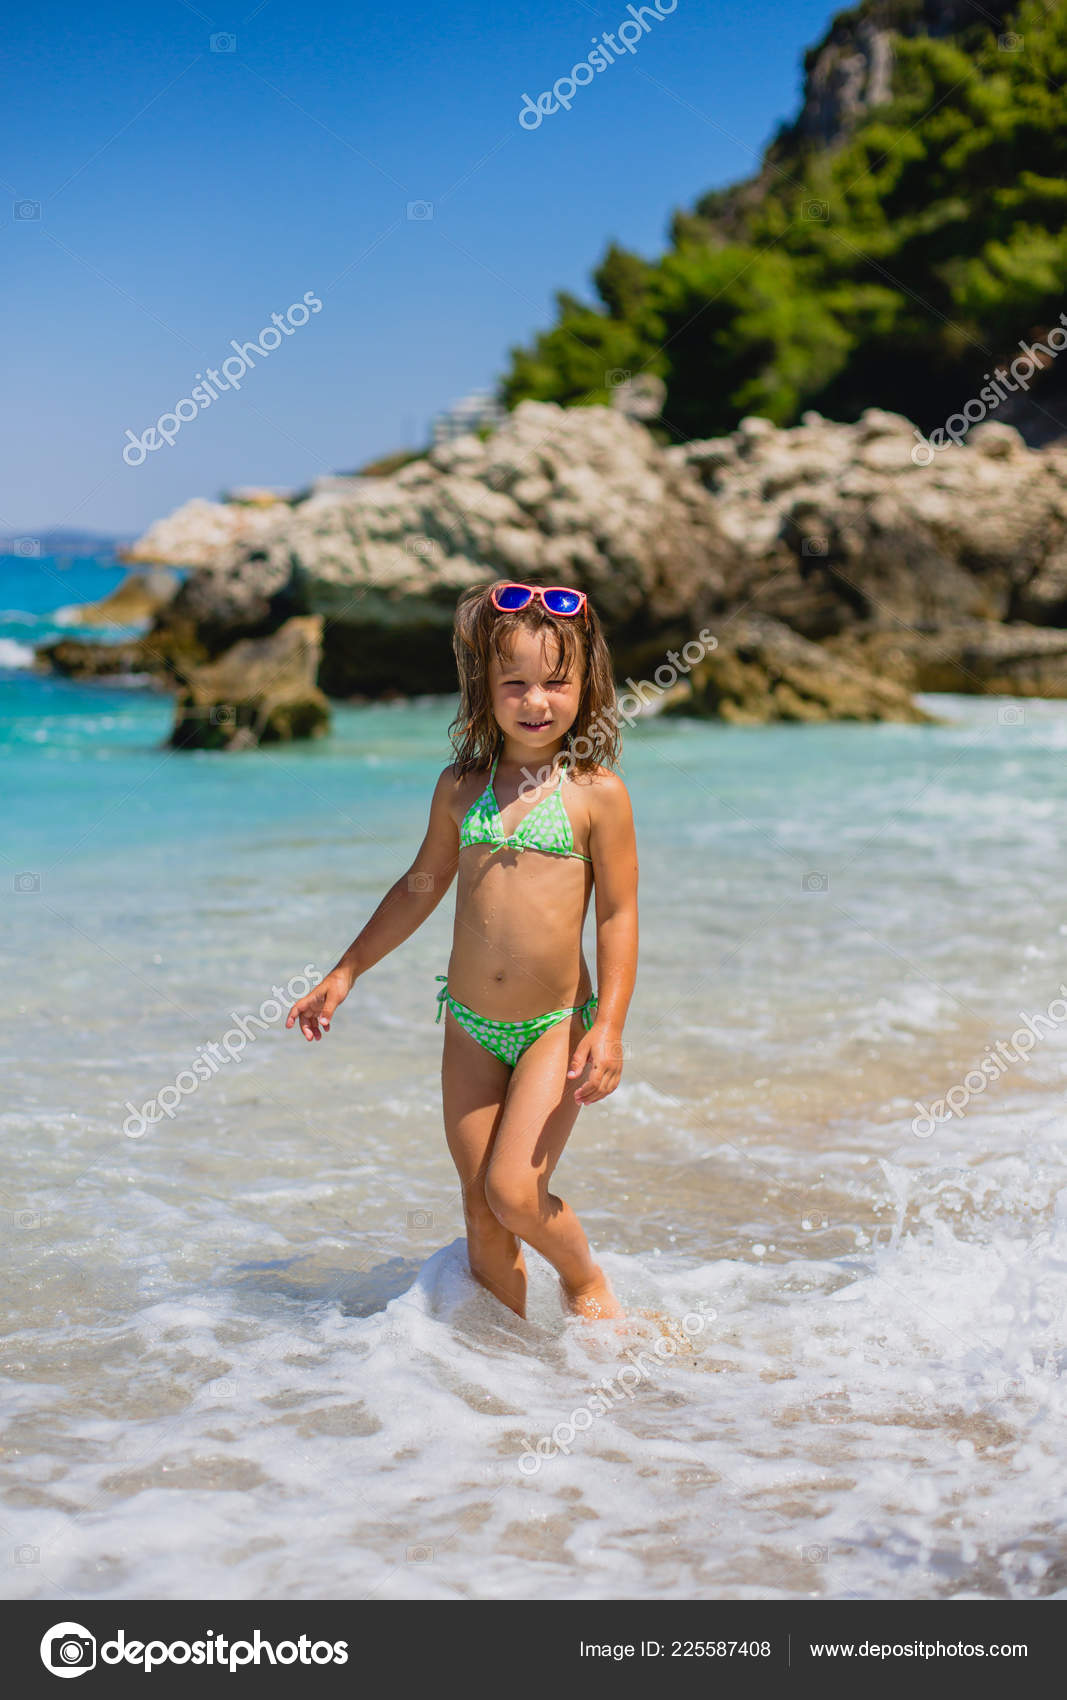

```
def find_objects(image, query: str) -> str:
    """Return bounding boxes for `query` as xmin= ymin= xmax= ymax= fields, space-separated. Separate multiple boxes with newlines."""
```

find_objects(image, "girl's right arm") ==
xmin=286 ymin=767 xmax=460 ymax=1042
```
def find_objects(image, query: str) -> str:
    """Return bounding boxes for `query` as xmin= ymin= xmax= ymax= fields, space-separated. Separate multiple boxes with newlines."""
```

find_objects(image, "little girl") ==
xmin=286 ymin=580 xmax=639 ymax=1322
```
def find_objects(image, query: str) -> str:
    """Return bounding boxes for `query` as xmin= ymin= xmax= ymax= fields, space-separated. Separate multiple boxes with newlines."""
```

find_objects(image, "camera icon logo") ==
xmin=996 ymin=1376 xmax=1024 ymax=1399
xmin=998 ymin=31 xmax=1023 ymax=50
xmin=407 ymin=1208 xmax=435 ymax=1229
xmin=14 ymin=872 xmax=41 ymax=893
xmin=407 ymin=201 xmax=434 ymax=220
xmin=210 ymin=32 xmax=237 ymax=52
xmin=404 ymin=536 xmax=436 ymax=557
xmin=802 ymin=871 xmax=829 ymax=893
xmin=407 ymin=872 xmax=434 ymax=893
xmin=40 ymin=1622 xmax=97 ymax=1677
xmin=803 ymin=200 xmax=829 ymax=220
xmin=14 ymin=200 xmax=41 ymax=220
xmin=996 ymin=703 xmax=1024 ymax=726
xmin=605 ymin=369 xmax=631 ymax=388
xmin=801 ymin=536 xmax=828 ymax=557
xmin=14 ymin=537 xmax=41 ymax=556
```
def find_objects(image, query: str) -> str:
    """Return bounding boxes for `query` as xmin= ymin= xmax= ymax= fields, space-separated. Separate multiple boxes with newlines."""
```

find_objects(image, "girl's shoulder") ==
xmin=569 ymin=762 xmax=629 ymax=795
xmin=568 ymin=763 xmax=633 ymax=827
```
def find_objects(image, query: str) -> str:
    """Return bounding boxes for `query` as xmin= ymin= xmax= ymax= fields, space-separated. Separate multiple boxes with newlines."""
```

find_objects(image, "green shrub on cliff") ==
xmin=501 ymin=0 xmax=1067 ymax=438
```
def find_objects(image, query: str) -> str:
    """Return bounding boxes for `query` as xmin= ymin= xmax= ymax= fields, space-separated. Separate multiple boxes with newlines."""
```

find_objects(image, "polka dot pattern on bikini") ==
xmin=458 ymin=751 xmax=589 ymax=861
xmin=435 ymin=977 xmax=597 ymax=1066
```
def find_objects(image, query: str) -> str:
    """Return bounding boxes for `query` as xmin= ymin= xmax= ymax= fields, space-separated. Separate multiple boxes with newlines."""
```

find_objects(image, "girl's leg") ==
xmin=441 ymin=1011 xmax=528 ymax=1318
xmin=484 ymin=1010 xmax=623 ymax=1320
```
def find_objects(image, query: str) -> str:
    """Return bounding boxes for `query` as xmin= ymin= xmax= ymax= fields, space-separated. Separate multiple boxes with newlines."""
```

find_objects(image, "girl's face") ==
xmin=488 ymin=626 xmax=583 ymax=752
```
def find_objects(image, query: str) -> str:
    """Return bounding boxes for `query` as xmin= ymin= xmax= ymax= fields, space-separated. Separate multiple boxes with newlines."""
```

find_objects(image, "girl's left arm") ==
xmin=568 ymin=772 xmax=639 ymax=1105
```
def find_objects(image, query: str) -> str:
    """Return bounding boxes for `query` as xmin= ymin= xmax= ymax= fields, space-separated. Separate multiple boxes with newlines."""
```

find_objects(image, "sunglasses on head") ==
xmin=489 ymin=582 xmax=588 ymax=619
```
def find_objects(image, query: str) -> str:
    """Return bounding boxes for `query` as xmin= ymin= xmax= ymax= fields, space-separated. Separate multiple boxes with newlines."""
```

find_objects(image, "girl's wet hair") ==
xmin=449 ymin=581 xmax=620 ymax=779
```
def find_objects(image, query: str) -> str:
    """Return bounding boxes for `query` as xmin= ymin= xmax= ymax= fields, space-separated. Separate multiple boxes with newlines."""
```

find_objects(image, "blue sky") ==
xmin=4 ymin=0 xmax=833 ymax=536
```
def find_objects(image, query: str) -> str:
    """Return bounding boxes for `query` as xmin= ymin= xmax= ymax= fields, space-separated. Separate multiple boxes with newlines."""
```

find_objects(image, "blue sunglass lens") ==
xmin=494 ymin=585 xmax=531 ymax=610
xmin=544 ymin=590 xmax=580 ymax=614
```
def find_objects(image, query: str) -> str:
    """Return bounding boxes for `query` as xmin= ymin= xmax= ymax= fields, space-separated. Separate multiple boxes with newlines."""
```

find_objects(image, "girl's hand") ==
xmin=567 ymin=1025 xmax=626 ymax=1105
xmin=286 ymin=968 xmax=352 ymax=1042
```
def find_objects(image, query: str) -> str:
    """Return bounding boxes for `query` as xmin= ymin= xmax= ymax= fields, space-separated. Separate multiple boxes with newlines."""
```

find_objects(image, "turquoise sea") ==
xmin=3 ymin=554 xmax=1067 ymax=1600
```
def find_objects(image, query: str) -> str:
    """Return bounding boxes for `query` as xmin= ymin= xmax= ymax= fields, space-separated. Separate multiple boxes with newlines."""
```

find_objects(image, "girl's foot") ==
xmin=560 ymin=1266 xmax=625 ymax=1321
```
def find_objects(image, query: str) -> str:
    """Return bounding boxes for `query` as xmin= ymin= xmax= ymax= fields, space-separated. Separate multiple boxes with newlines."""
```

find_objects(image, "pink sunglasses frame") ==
xmin=488 ymin=581 xmax=588 ymax=620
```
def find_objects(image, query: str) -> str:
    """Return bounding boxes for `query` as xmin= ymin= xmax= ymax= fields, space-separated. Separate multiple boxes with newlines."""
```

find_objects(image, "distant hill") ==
xmin=502 ymin=0 xmax=1067 ymax=445
xmin=0 ymin=529 xmax=132 ymax=557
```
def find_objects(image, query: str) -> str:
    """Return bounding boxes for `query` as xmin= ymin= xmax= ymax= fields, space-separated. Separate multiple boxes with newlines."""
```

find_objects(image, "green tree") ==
xmin=500 ymin=0 xmax=1067 ymax=440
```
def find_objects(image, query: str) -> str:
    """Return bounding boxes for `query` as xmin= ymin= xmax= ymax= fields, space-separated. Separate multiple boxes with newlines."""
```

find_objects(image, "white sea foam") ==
xmin=0 ymin=637 xmax=34 ymax=668
xmin=5 ymin=1183 xmax=1067 ymax=1602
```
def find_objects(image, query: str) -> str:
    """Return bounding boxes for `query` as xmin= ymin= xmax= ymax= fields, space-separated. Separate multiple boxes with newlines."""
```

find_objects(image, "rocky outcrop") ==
xmin=660 ymin=615 xmax=937 ymax=725
xmin=672 ymin=411 xmax=1067 ymax=639
xmin=793 ymin=12 xmax=894 ymax=147
xmin=121 ymin=401 xmax=734 ymax=694
xmin=64 ymin=568 xmax=180 ymax=627
xmin=692 ymin=0 xmax=1018 ymax=241
xmin=790 ymin=1 xmax=1014 ymax=148
xmin=35 ymin=636 xmax=163 ymax=683
xmin=41 ymin=398 xmax=1067 ymax=737
xmin=128 ymin=404 xmax=1067 ymax=673
xmin=825 ymin=621 xmax=1067 ymax=698
xmin=35 ymin=569 xmax=182 ymax=682
xmin=123 ymin=498 xmax=281 ymax=571
xmin=169 ymin=616 xmax=330 ymax=751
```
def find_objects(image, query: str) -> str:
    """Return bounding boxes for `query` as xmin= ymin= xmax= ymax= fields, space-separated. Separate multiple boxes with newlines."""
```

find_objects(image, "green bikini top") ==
xmin=459 ymin=750 xmax=592 ymax=863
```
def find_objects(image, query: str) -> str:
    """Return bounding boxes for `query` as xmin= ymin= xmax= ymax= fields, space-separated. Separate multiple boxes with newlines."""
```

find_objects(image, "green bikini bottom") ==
xmin=435 ymin=975 xmax=597 ymax=1067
